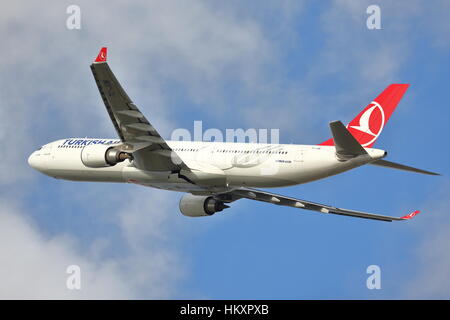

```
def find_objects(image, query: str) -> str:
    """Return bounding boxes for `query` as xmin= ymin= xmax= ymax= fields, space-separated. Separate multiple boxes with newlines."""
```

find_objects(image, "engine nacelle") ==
xmin=179 ymin=194 xmax=229 ymax=217
xmin=81 ymin=144 xmax=131 ymax=168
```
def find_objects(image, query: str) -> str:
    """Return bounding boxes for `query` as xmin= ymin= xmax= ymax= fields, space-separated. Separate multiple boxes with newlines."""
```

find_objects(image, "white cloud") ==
xmin=0 ymin=0 xmax=277 ymax=184
xmin=0 ymin=0 xmax=277 ymax=299
xmin=0 ymin=189 xmax=185 ymax=299
xmin=0 ymin=0 xmax=449 ymax=299
xmin=115 ymin=188 xmax=187 ymax=298
xmin=0 ymin=200 xmax=132 ymax=299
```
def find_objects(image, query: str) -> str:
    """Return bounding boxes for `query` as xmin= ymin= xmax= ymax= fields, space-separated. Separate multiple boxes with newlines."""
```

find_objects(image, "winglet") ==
xmin=401 ymin=210 xmax=421 ymax=220
xmin=94 ymin=47 xmax=107 ymax=63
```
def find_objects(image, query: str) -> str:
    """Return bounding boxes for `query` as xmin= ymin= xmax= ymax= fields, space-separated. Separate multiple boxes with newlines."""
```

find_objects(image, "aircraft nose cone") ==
xmin=28 ymin=152 xmax=36 ymax=168
xmin=28 ymin=151 xmax=44 ymax=171
xmin=28 ymin=152 xmax=34 ymax=168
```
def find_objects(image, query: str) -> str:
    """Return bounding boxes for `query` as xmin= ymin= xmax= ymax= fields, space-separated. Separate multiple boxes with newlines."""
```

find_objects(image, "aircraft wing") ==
xmin=217 ymin=187 xmax=420 ymax=222
xmin=90 ymin=47 xmax=187 ymax=171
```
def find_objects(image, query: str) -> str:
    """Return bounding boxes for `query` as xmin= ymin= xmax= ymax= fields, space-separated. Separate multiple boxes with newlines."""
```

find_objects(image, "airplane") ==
xmin=28 ymin=47 xmax=439 ymax=222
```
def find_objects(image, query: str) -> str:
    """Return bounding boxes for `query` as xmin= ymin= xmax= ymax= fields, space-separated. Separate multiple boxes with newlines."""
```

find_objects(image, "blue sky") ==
xmin=0 ymin=0 xmax=449 ymax=299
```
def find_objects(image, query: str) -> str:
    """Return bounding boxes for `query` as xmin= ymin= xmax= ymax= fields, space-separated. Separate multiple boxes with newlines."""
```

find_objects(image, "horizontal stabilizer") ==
xmin=329 ymin=120 xmax=367 ymax=158
xmin=370 ymin=159 xmax=440 ymax=176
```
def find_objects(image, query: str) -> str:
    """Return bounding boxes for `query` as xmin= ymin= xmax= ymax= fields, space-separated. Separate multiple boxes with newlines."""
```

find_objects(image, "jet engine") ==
xmin=179 ymin=194 xmax=229 ymax=217
xmin=81 ymin=144 xmax=131 ymax=168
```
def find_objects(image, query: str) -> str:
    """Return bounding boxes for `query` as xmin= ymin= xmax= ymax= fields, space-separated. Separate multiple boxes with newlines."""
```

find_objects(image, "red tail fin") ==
xmin=320 ymin=84 xmax=409 ymax=148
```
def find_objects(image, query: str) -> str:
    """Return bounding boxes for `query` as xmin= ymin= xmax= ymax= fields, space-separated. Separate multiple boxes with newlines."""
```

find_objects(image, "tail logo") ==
xmin=348 ymin=101 xmax=385 ymax=147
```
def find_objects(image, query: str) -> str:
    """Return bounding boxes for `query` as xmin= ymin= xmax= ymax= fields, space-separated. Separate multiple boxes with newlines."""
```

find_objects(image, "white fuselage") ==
xmin=28 ymin=138 xmax=386 ymax=194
